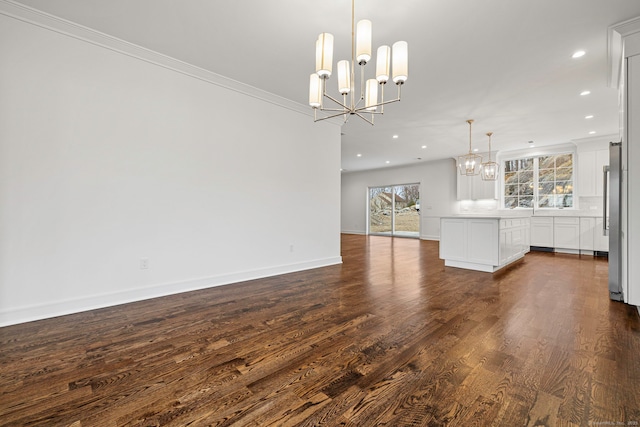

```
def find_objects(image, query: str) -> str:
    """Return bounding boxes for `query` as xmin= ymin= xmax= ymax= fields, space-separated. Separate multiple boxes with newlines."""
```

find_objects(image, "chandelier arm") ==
xmin=322 ymin=93 xmax=350 ymax=110
xmin=314 ymin=110 xmax=358 ymax=122
xmin=354 ymin=97 xmax=400 ymax=112
xmin=354 ymin=112 xmax=375 ymax=125
xmin=318 ymin=107 xmax=351 ymax=113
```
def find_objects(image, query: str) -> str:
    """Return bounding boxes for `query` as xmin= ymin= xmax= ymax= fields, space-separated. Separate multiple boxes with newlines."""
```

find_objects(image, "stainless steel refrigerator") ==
xmin=604 ymin=141 xmax=623 ymax=301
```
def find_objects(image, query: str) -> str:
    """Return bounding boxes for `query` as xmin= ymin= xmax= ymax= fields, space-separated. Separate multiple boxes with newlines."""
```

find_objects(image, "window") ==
xmin=503 ymin=153 xmax=573 ymax=209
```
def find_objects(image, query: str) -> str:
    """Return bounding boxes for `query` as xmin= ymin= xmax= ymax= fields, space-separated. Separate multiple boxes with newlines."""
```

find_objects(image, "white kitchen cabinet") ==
xmin=578 ymin=149 xmax=609 ymax=197
xmin=456 ymin=174 xmax=471 ymax=201
xmin=594 ymin=217 xmax=609 ymax=252
xmin=530 ymin=217 xmax=554 ymax=247
xmin=554 ymin=217 xmax=580 ymax=250
xmin=578 ymin=151 xmax=597 ymax=196
xmin=580 ymin=217 xmax=609 ymax=253
xmin=440 ymin=216 xmax=529 ymax=272
xmin=456 ymin=174 xmax=496 ymax=201
xmin=499 ymin=218 xmax=529 ymax=266
xmin=579 ymin=217 xmax=595 ymax=250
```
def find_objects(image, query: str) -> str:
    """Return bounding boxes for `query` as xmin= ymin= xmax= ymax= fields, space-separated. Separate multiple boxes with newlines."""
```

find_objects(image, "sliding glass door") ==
xmin=368 ymin=184 xmax=420 ymax=237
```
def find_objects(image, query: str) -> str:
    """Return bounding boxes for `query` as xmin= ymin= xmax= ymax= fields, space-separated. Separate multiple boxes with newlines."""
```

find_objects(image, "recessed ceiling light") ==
xmin=473 ymin=148 xmax=479 ymax=152
xmin=585 ymin=115 xmax=594 ymax=119
xmin=392 ymin=135 xmax=399 ymax=139
xmin=421 ymin=145 xmax=427 ymax=149
xmin=385 ymin=160 xmax=390 ymax=164
xmin=580 ymin=90 xmax=591 ymax=96
xmin=572 ymin=50 xmax=586 ymax=59
xmin=356 ymin=153 xmax=362 ymax=157
xmin=589 ymin=131 xmax=596 ymax=134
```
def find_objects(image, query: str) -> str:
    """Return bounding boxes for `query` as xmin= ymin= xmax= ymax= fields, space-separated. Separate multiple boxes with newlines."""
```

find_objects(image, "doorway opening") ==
xmin=368 ymin=184 xmax=420 ymax=238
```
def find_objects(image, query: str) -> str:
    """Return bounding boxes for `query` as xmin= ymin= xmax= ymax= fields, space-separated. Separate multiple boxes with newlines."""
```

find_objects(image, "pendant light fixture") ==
xmin=308 ymin=0 xmax=408 ymax=125
xmin=480 ymin=132 xmax=500 ymax=181
xmin=458 ymin=119 xmax=482 ymax=176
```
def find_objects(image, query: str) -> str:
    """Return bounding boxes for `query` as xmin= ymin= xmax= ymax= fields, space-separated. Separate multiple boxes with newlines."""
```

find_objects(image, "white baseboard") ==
xmin=0 ymin=256 xmax=342 ymax=327
xmin=341 ymin=230 xmax=366 ymax=235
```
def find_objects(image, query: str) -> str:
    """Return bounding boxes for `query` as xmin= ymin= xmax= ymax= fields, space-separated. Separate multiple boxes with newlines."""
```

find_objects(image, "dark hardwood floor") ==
xmin=1 ymin=234 xmax=639 ymax=426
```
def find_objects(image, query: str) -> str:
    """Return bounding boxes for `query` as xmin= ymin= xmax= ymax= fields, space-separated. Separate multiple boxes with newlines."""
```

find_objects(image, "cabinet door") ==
xmin=440 ymin=219 xmax=467 ymax=260
xmin=512 ymin=226 xmax=524 ymax=257
xmin=523 ymin=219 xmax=531 ymax=251
xmin=578 ymin=151 xmax=597 ymax=197
xmin=554 ymin=217 xmax=580 ymax=249
xmin=594 ymin=217 xmax=609 ymax=251
xmin=456 ymin=174 xmax=471 ymax=201
xmin=579 ymin=217 xmax=595 ymax=250
xmin=499 ymin=229 xmax=508 ymax=265
xmin=468 ymin=220 xmax=499 ymax=264
xmin=530 ymin=218 xmax=554 ymax=247
xmin=472 ymin=176 xmax=496 ymax=200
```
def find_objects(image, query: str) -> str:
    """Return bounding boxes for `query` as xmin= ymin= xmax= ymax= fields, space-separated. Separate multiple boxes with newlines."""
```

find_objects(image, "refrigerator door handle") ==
xmin=603 ymin=165 xmax=609 ymax=235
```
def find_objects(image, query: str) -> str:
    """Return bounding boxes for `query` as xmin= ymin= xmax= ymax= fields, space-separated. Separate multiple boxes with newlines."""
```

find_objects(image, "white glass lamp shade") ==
xmin=365 ymin=79 xmax=378 ymax=111
xmin=481 ymin=161 xmax=500 ymax=181
xmin=337 ymin=60 xmax=351 ymax=94
xmin=392 ymin=41 xmax=408 ymax=84
xmin=376 ymin=45 xmax=390 ymax=83
xmin=458 ymin=153 xmax=483 ymax=176
xmin=309 ymin=73 xmax=322 ymax=108
xmin=315 ymin=33 xmax=334 ymax=78
xmin=356 ymin=20 xmax=372 ymax=64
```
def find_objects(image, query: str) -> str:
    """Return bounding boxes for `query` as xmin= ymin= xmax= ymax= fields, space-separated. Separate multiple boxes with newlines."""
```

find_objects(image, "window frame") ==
xmin=499 ymin=146 xmax=577 ymax=211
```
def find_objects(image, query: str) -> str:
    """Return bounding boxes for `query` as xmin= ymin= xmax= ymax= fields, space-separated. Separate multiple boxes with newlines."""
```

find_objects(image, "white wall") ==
xmin=341 ymin=159 xmax=457 ymax=240
xmin=0 ymin=11 xmax=341 ymax=326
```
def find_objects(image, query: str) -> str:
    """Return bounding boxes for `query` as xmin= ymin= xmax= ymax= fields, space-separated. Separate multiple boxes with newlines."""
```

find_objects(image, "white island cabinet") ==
xmin=440 ymin=216 xmax=530 ymax=273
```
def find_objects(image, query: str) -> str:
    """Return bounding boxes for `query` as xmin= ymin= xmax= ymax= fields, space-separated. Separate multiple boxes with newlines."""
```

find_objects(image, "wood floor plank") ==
xmin=1 ymin=234 xmax=639 ymax=426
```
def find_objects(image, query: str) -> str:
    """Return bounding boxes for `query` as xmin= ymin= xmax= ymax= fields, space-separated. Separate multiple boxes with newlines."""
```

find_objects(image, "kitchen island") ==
xmin=440 ymin=216 xmax=530 ymax=272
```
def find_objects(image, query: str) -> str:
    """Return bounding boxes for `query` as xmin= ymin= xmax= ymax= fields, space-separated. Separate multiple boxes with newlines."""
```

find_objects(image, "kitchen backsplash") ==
xmin=457 ymin=196 xmax=604 ymax=217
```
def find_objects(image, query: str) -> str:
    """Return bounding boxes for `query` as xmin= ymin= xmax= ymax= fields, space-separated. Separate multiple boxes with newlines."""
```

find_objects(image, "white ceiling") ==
xmin=13 ymin=0 xmax=640 ymax=172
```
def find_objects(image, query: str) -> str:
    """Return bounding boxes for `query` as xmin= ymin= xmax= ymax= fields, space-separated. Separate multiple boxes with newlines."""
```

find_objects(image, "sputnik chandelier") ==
xmin=308 ymin=0 xmax=408 ymax=125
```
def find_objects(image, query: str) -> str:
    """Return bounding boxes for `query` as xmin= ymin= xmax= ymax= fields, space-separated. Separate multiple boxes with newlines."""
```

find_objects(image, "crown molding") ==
xmin=0 ymin=0 xmax=325 ymax=122
xmin=608 ymin=16 xmax=640 ymax=89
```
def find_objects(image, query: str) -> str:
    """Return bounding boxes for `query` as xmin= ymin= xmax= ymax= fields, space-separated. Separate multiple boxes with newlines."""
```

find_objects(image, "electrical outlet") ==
xmin=140 ymin=258 xmax=149 ymax=269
